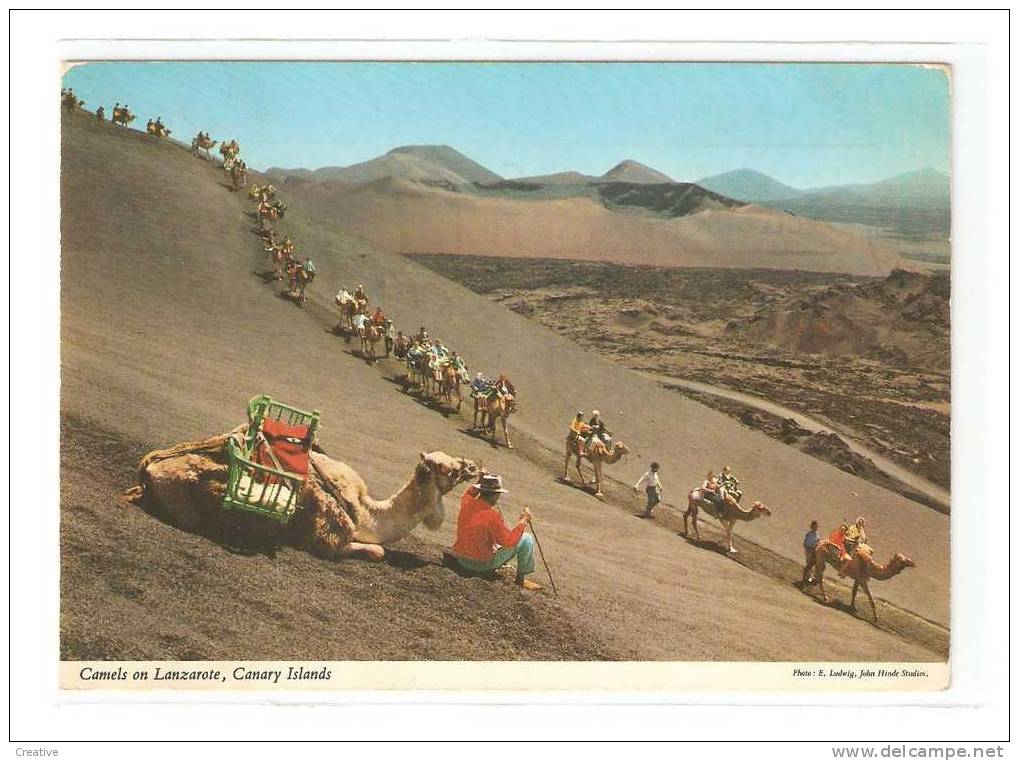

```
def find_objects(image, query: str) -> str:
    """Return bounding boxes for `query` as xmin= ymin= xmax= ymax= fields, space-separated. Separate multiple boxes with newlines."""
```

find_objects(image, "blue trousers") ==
xmin=454 ymin=534 xmax=535 ymax=578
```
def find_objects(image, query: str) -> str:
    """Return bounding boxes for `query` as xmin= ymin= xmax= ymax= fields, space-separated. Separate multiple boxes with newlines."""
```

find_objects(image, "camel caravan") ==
xmin=65 ymin=84 xmax=915 ymax=614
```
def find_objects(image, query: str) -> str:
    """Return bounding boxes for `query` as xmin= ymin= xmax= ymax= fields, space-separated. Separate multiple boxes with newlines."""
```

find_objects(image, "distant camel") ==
xmin=286 ymin=263 xmax=314 ymax=305
xmin=683 ymin=491 xmax=772 ymax=554
xmin=191 ymin=133 xmax=217 ymax=160
xmin=220 ymin=139 xmax=240 ymax=169
xmin=811 ymin=542 xmax=914 ymax=621
xmin=480 ymin=394 xmax=515 ymax=449
xmin=259 ymin=200 xmax=286 ymax=233
xmin=61 ymin=93 xmax=84 ymax=111
xmin=335 ymin=294 xmax=357 ymax=331
xmin=360 ymin=322 xmax=382 ymax=363
xmin=439 ymin=363 xmax=465 ymax=411
xmin=125 ymin=430 xmax=479 ymax=561
xmin=146 ymin=121 xmax=171 ymax=138
xmin=230 ymin=161 xmax=248 ymax=191
xmin=112 ymin=107 xmax=135 ymax=126
xmin=563 ymin=437 xmax=628 ymax=497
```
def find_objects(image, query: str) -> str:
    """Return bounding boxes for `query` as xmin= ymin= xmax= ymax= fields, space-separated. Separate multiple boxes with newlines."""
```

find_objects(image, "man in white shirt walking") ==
xmin=634 ymin=462 xmax=662 ymax=518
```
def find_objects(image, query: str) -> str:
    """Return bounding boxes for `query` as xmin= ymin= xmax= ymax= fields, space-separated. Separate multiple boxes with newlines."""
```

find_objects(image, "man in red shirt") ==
xmin=451 ymin=474 xmax=541 ymax=591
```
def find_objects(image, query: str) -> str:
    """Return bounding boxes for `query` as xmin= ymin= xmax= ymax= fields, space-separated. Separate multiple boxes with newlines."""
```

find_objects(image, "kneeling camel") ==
xmin=125 ymin=429 xmax=479 ymax=561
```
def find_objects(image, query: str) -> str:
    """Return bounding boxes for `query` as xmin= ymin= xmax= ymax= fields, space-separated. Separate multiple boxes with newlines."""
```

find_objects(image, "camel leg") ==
xmin=572 ymin=454 xmax=586 ymax=485
xmin=862 ymin=579 xmax=878 ymax=621
xmin=816 ymin=559 xmax=830 ymax=603
xmin=724 ymin=521 xmax=737 ymax=554
xmin=593 ymin=463 xmax=603 ymax=497
xmin=502 ymin=415 xmax=513 ymax=449
xmin=850 ymin=579 xmax=860 ymax=611
xmin=563 ymin=452 xmax=572 ymax=480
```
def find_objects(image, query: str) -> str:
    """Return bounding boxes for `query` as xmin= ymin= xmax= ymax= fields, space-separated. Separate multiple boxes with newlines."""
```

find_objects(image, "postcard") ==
xmin=58 ymin=59 xmax=951 ymax=692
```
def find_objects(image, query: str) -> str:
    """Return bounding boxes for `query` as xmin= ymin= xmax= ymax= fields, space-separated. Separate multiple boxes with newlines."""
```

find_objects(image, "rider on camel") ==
xmin=371 ymin=306 xmax=387 ymax=326
xmin=587 ymin=410 xmax=611 ymax=448
xmin=448 ymin=351 xmax=468 ymax=380
xmin=700 ymin=471 xmax=725 ymax=509
xmin=568 ymin=411 xmax=592 ymax=457
xmin=470 ymin=372 xmax=491 ymax=398
xmin=393 ymin=331 xmax=411 ymax=359
xmin=718 ymin=465 xmax=742 ymax=505
xmin=494 ymin=373 xmax=516 ymax=400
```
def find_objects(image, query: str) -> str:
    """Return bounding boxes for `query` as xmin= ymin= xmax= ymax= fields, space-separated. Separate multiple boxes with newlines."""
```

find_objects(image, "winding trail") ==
xmin=638 ymin=371 xmax=951 ymax=512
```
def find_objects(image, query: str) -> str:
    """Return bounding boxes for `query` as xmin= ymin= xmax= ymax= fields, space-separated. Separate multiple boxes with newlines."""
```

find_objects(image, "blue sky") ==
xmin=64 ymin=62 xmax=950 ymax=187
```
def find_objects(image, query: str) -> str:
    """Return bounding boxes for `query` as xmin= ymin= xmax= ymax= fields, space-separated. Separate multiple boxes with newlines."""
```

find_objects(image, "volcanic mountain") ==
xmin=696 ymin=168 xmax=804 ymax=203
xmin=600 ymin=159 xmax=674 ymax=184
xmin=282 ymin=172 xmax=910 ymax=276
xmin=59 ymin=110 xmax=946 ymax=662
xmin=267 ymin=144 xmax=503 ymax=185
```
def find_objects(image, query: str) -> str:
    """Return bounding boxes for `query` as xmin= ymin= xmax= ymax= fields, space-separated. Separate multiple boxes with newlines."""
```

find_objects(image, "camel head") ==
xmin=415 ymin=451 xmax=480 ymax=495
xmin=415 ymin=452 xmax=479 ymax=531
xmin=751 ymin=500 xmax=772 ymax=517
xmin=897 ymin=553 xmax=915 ymax=568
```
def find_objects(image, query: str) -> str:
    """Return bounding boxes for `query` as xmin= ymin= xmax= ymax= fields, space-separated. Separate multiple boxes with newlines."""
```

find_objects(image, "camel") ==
xmin=231 ymin=161 xmax=248 ymax=191
xmin=810 ymin=542 xmax=915 ymax=621
xmin=439 ymin=364 xmax=465 ymax=411
xmin=111 ymin=107 xmax=135 ymax=126
xmin=683 ymin=490 xmax=772 ymax=554
xmin=336 ymin=298 xmax=357 ymax=332
xmin=479 ymin=394 xmax=515 ymax=449
xmin=259 ymin=200 xmax=286 ymax=233
xmin=249 ymin=183 xmax=276 ymax=203
xmin=61 ymin=92 xmax=84 ymax=111
xmin=146 ymin=121 xmax=171 ymax=138
xmin=220 ymin=139 xmax=240 ymax=169
xmin=191 ymin=133 xmax=218 ymax=160
xmin=563 ymin=437 xmax=628 ymax=497
xmin=406 ymin=353 xmax=433 ymax=395
xmin=125 ymin=429 xmax=480 ymax=561
xmin=286 ymin=264 xmax=314 ymax=305
xmin=360 ymin=322 xmax=382 ymax=363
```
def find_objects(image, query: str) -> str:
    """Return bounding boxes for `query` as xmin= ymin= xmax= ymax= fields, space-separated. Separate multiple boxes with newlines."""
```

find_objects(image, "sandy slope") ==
xmin=287 ymin=176 xmax=909 ymax=277
xmin=60 ymin=112 xmax=946 ymax=662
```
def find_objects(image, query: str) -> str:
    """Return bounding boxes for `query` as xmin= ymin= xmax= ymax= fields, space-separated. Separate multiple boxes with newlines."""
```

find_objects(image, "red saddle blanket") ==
xmin=254 ymin=418 xmax=312 ymax=476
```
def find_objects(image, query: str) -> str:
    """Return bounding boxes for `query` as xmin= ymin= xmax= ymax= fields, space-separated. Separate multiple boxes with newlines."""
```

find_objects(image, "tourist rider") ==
xmin=700 ymin=471 xmax=724 ymax=510
xmin=718 ymin=465 xmax=742 ymax=505
xmin=634 ymin=461 xmax=662 ymax=518
xmin=371 ymin=306 xmax=387 ymax=326
xmin=568 ymin=411 xmax=592 ymax=457
xmin=470 ymin=372 xmax=491 ymax=398
xmin=588 ymin=410 xmax=611 ymax=447
xmin=450 ymin=473 xmax=542 ymax=591
xmin=844 ymin=516 xmax=867 ymax=555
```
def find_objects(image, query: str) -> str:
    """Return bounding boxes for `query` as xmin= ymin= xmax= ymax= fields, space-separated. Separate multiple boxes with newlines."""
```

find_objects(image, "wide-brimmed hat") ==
xmin=478 ymin=474 xmax=508 ymax=494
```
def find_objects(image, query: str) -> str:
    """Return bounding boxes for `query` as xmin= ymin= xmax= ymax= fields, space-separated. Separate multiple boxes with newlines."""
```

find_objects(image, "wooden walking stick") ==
xmin=526 ymin=513 xmax=558 ymax=597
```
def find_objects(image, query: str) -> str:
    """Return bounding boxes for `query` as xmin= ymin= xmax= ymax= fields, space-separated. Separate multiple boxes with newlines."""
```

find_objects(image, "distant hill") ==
xmin=773 ymin=168 xmax=951 ymax=239
xmin=696 ymin=167 xmax=950 ymax=241
xmin=512 ymin=170 xmax=599 ymax=185
xmin=285 ymin=174 xmax=911 ymax=276
xmin=267 ymin=144 xmax=503 ymax=185
xmin=600 ymin=159 xmax=674 ymax=184
xmin=696 ymin=168 xmax=804 ymax=203
xmin=596 ymin=182 xmax=745 ymax=217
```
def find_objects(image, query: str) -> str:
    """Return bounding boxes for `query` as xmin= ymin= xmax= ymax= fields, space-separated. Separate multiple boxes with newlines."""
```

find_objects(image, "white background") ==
xmin=5 ymin=8 xmax=1012 ymax=753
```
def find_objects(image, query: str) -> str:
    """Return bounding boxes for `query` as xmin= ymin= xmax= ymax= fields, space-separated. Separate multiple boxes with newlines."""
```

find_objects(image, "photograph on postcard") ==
xmin=59 ymin=61 xmax=951 ymax=689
